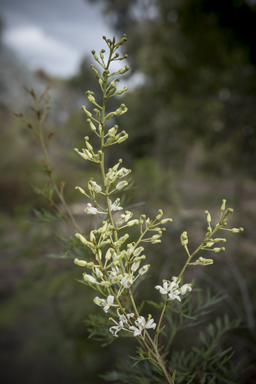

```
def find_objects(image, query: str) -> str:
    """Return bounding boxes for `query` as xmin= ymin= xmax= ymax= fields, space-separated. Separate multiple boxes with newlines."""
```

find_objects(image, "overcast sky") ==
xmin=1 ymin=0 xmax=115 ymax=77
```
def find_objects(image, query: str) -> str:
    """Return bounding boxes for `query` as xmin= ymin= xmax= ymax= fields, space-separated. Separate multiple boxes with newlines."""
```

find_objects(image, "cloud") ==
xmin=4 ymin=25 xmax=81 ymax=77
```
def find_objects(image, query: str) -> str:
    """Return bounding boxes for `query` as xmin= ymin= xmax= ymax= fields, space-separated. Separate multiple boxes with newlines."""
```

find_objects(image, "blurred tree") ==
xmin=85 ymin=0 xmax=256 ymax=178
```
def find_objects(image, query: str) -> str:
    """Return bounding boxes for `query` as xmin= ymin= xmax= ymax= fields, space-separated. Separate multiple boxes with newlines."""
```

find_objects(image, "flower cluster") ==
xmin=155 ymin=277 xmax=192 ymax=301
xmin=71 ymin=37 xmax=243 ymax=368
xmin=109 ymin=311 xmax=156 ymax=338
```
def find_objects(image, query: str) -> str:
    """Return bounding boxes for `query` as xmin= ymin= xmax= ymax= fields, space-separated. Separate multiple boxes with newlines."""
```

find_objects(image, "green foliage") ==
xmin=168 ymin=315 xmax=242 ymax=384
xmin=5 ymin=3 xmax=255 ymax=380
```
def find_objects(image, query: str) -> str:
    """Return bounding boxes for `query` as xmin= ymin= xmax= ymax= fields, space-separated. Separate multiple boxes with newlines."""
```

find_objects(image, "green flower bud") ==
xmin=117 ymin=133 xmax=128 ymax=143
xmin=74 ymin=258 xmax=87 ymax=267
xmin=232 ymin=227 xmax=244 ymax=233
xmin=156 ymin=209 xmax=163 ymax=220
xmin=205 ymin=210 xmax=211 ymax=224
xmin=189 ymin=257 xmax=213 ymax=266
xmin=181 ymin=231 xmax=188 ymax=246
xmin=82 ymin=106 xmax=92 ymax=118
xmin=133 ymin=247 xmax=144 ymax=257
xmin=87 ymin=118 xmax=97 ymax=132
xmin=160 ymin=218 xmax=173 ymax=224
xmin=100 ymin=281 xmax=111 ymax=287
xmin=75 ymin=233 xmax=88 ymax=245
xmin=74 ymin=148 xmax=89 ymax=161
xmin=75 ymin=186 xmax=87 ymax=195
xmin=221 ymin=199 xmax=226 ymax=212
xmin=116 ymin=180 xmax=128 ymax=190
xmin=119 ymin=65 xmax=129 ymax=74
xmin=105 ymin=248 xmax=115 ymax=261
xmin=85 ymin=91 xmax=96 ymax=104
xmin=85 ymin=139 xmax=93 ymax=151
xmin=116 ymin=87 xmax=128 ymax=95
xmin=127 ymin=219 xmax=139 ymax=227
xmin=83 ymin=274 xmax=96 ymax=284
xmin=212 ymin=238 xmax=226 ymax=243
xmin=132 ymin=255 xmax=146 ymax=263
xmin=213 ymin=247 xmax=225 ymax=253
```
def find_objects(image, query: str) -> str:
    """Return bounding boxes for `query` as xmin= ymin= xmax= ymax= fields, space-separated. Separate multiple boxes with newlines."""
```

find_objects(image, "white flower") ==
xmin=110 ymin=319 xmax=125 ymax=337
xmin=179 ymin=283 xmax=192 ymax=295
xmin=109 ymin=266 xmax=120 ymax=280
xmin=91 ymin=181 xmax=102 ymax=193
xmin=93 ymin=295 xmax=115 ymax=313
xmin=168 ymin=290 xmax=181 ymax=301
xmin=129 ymin=315 xmax=156 ymax=337
xmin=120 ymin=274 xmax=133 ymax=288
xmin=110 ymin=198 xmax=123 ymax=211
xmin=129 ymin=325 xmax=142 ymax=337
xmin=116 ymin=212 xmax=132 ymax=227
xmin=135 ymin=316 xmax=146 ymax=329
xmin=103 ymin=295 xmax=114 ymax=313
xmin=118 ymin=312 xmax=134 ymax=324
xmin=116 ymin=180 xmax=128 ymax=190
xmin=155 ymin=281 xmax=170 ymax=295
xmin=145 ymin=318 xmax=157 ymax=330
xmin=105 ymin=169 xmax=117 ymax=186
xmin=155 ymin=279 xmax=182 ymax=302
xmin=84 ymin=203 xmax=104 ymax=214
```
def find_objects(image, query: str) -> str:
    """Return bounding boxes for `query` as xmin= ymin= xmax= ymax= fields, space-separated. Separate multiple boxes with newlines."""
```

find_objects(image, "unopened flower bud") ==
xmin=87 ymin=118 xmax=97 ymax=132
xmin=127 ymin=243 xmax=134 ymax=256
xmin=160 ymin=218 xmax=173 ymax=224
xmin=232 ymin=227 xmax=244 ymax=233
xmin=100 ymin=281 xmax=111 ymax=287
xmin=83 ymin=274 xmax=96 ymax=284
xmin=119 ymin=65 xmax=129 ymax=74
xmin=74 ymin=258 xmax=87 ymax=267
xmin=85 ymin=139 xmax=93 ymax=152
xmin=90 ymin=231 xmax=96 ymax=243
xmin=156 ymin=209 xmax=163 ymax=220
xmin=117 ymin=133 xmax=128 ymax=143
xmin=105 ymin=248 xmax=115 ymax=261
xmin=133 ymin=246 xmax=144 ymax=257
xmin=139 ymin=264 xmax=150 ymax=275
xmin=127 ymin=219 xmax=139 ymax=227
xmin=213 ymin=247 xmax=225 ymax=253
xmin=131 ymin=261 xmax=140 ymax=272
xmin=82 ymin=106 xmax=92 ymax=118
xmin=94 ymin=268 xmax=103 ymax=278
xmin=85 ymin=91 xmax=96 ymax=104
xmin=205 ymin=210 xmax=211 ymax=224
xmin=75 ymin=233 xmax=88 ymax=245
xmin=116 ymin=180 xmax=128 ymax=190
xmin=116 ymin=87 xmax=128 ymax=95
xmin=221 ymin=199 xmax=226 ymax=212
xmin=75 ymin=186 xmax=87 ymax=195
xmin=181 ymin=231 xmax=188 ymax=246
xmin=132 ymin=255 xmax=146 ymax=263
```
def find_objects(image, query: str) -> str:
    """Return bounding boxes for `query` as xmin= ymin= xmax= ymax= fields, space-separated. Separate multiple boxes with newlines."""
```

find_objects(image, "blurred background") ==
xmin=1 ymin=0 xmax=256 ymax=383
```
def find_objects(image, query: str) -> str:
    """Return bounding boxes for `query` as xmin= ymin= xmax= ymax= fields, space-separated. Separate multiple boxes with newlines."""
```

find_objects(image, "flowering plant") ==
xmin=16 ymin=35 xmax=244 ymax=384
